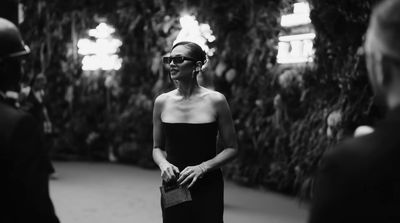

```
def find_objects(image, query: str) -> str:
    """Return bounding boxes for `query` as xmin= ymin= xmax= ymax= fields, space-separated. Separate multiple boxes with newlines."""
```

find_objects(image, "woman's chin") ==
xmin=170 ymin=72 xmax=180 ymax=80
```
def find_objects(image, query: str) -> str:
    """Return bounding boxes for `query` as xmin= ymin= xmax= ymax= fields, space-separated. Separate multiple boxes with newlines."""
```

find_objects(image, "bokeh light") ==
xmin=77 ymin=22 xmax=122 ymax=71
xmin=278 ymin=2 xmax=315 ymax=64
xmin=174 ymin=15 xmax=216 ymax=56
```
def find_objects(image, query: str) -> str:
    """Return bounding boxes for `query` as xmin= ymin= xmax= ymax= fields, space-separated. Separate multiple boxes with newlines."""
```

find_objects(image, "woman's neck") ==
xmin=176 ymin=79 xmax=200 ymax=99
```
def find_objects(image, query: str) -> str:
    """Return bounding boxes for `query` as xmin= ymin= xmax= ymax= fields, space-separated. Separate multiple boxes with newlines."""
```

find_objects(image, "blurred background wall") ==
xmin=15 ymin=0 xmax=382 ymax=199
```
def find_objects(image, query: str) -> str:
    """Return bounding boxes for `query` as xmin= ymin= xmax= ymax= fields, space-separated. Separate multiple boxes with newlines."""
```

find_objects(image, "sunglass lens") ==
xmin=163 ymin=57 xmax=170 ymax=64
xmin=172 ymin=57 xmax=184 ymax=64
xmin=162 ymin=56 xmax=186 ymax=64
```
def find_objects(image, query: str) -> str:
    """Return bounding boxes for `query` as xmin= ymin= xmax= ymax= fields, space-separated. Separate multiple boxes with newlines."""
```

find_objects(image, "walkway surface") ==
xmin=50 ymin=161 xmax=308 ymax=223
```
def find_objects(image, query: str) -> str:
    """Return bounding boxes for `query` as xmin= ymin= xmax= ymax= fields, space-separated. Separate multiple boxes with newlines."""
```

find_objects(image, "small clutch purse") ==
xmin=160 ymin=182 xmax=192 ymax=209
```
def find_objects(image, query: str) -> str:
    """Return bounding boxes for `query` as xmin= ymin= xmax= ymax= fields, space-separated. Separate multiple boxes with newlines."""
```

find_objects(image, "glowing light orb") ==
xmin=174 ymin=15 xmax=216 ymax=56
xmin=77 ymin=22 xmax=122 ymax=71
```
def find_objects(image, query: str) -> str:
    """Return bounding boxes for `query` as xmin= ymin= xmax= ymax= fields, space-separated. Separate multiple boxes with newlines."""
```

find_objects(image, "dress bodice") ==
xmin=162 ymin=122 xmax=218 ymax=170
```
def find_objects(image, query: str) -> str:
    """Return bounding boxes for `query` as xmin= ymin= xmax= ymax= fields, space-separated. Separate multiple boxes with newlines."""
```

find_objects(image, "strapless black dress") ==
xmin=161 ymin=122 xmax=223 ymax=223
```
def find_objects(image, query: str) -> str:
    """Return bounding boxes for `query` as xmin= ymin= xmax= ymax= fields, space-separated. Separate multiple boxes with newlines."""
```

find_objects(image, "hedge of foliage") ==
xmin=20 ymin=0 xmax=186 ymax=166
xmin=196 ymin=0 xmax=383 ymax=198
xmin=19 ymin=0 xmax=383 ymax=197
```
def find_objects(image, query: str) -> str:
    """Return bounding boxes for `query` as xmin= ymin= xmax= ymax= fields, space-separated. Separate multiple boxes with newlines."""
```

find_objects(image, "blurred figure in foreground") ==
xmin=309 ymin=0 xmax=400 ymax=222
xmin=0 ymin=17 xmax=59 ymax=223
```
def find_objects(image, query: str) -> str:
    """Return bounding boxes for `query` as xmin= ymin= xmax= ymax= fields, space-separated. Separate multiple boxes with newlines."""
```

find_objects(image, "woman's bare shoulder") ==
xmin=154 ymin=90 xmax=177 ymax=104
xmin=201 ymin=87 xmax=226 ymax=102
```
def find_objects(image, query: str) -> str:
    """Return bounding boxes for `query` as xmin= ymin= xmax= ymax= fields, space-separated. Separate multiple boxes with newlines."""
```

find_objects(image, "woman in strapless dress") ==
xmin=152 ymin=41 xmax=238 ymax=223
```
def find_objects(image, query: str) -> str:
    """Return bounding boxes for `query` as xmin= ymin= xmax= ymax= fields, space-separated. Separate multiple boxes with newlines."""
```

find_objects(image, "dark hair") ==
xmin=172 ymin=41 xmax=207 ymax=65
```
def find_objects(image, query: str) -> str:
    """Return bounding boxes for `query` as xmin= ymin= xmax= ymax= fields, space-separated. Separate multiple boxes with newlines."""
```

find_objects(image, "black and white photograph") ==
xmin=1 ymin=0 xmax=400 ymax=222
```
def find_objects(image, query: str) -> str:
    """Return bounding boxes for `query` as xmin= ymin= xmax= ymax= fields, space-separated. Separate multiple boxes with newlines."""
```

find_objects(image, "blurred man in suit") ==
xmin=0 ymin=17 xmax=59 ymax=223
xmin=309 ymin=0 xmax=400 ymax=222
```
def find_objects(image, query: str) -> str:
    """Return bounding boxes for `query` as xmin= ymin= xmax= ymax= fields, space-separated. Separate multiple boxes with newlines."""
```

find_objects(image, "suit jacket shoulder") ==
xmin=0 ymin=101 xmax=59 ymax=223
xmin=0 ymin=102 xmax=38 ymax=152
xmin=310 ymin=122 xmax=400 ymax=223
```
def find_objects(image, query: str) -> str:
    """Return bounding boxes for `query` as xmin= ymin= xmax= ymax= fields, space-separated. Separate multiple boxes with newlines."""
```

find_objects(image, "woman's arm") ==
xmin=178 ymin=92 xmax=238 ymax=187
xmin=152 ymin=94 xmax=179 ymax=182
xmin=202 ymin=93 xmax=238 ymax=170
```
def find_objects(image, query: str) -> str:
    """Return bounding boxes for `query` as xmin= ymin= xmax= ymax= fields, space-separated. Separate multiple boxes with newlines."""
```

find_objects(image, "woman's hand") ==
xmin=159 ymin=161 xmax=180 ymax=183
xmin=177 ymin=164 xmax=207 ymax=188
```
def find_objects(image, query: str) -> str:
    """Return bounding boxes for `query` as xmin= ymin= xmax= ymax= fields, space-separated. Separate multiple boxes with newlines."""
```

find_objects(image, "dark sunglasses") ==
xmin=162 ymin=56 xmax=197 ymax=64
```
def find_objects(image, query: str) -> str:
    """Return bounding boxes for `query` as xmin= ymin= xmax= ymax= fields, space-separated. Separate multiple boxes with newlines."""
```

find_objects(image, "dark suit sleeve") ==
xmin=308 ymin=145 xmax=361 ymax=223
xmin=11 ymin=114 xmax=41 ymax=183
xmin=10 ymin=114 xmax=59 ymax=223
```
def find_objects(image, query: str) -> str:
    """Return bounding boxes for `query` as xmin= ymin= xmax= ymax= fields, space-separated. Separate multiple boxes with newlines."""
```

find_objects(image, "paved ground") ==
xmin=50 ymin=161 xmax=308 ymax=223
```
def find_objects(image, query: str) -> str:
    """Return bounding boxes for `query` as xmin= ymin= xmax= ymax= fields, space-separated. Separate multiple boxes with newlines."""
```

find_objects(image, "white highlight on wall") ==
xmin=278 ymin=2 xmax=315 ymax=64
xmin=77 ymin=22 xmax=122 ymax=71
xmin=174 ymin=15 xmax=216 ymax=56
xmin=280 ymin=2 xmax=311 ymax=27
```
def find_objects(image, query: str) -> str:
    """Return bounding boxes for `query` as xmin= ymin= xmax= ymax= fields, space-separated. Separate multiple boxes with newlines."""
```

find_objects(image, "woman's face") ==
xmin=169 ymin=45 xmax=196 ymax=81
